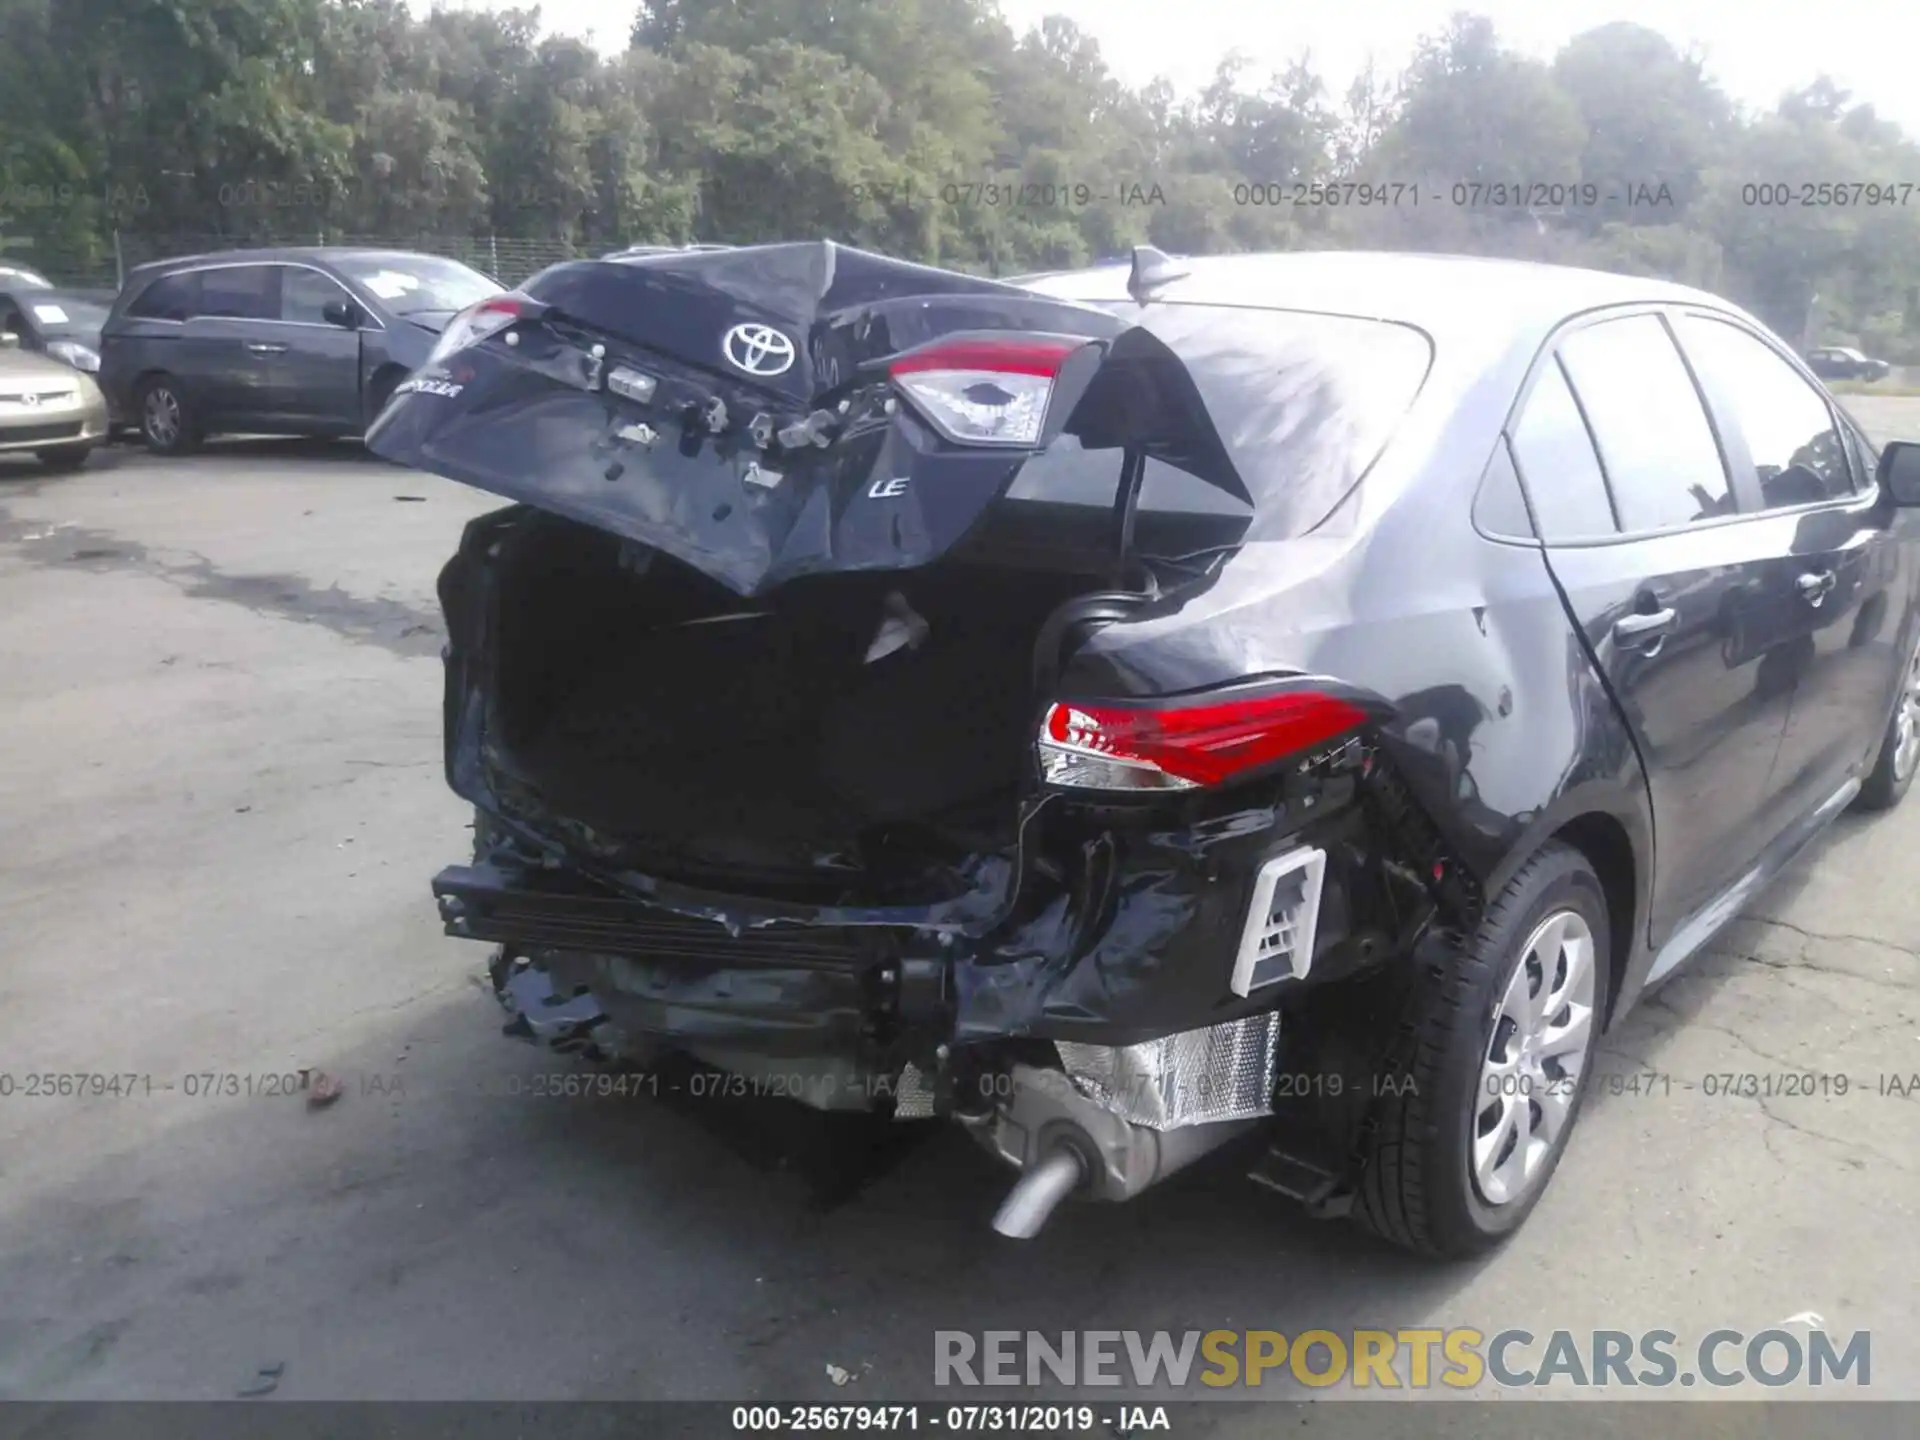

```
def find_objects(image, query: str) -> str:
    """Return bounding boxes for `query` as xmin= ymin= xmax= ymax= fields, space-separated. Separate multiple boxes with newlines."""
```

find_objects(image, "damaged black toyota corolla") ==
xmin=368 ymin=241 xmax=1920 ymax=1258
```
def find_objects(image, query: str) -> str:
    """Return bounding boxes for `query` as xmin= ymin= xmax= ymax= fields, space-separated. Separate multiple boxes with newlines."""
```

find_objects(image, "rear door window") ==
xmin=197 ymin=265 xmax=281 ymax=321
xmin=1507 ymin=359 xmax=1618 ymax=541
xmin=1556 ymin=314 xmax=1735 ymax=533
xmin=128 ymin=271 xmax=201 ymax=321
xmin=1675 ymin=316 xmax=1856 ymax=507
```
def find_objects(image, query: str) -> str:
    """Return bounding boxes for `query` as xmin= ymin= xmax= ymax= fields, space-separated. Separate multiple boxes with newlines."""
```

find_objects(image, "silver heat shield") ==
xmin=1054 ymin=1010 xmax=1281 ymax=1130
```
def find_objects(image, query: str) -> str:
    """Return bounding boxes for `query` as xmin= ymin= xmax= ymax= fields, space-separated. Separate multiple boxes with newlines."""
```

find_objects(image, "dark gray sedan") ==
xmin=1806 ymin=345 xmax=1892 ymax=382
xmin=97 ymin=248 xmax=502 ymax=454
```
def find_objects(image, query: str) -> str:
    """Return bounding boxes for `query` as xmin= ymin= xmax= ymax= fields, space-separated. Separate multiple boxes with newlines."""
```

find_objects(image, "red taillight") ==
xmin=890 ymin=336 xmax=1079 ymax=378
xmin=425 ymin=291 xmax=536 ymax=367
xmin=1037 ymin=690 xmax=1369 ymax=792
xmin=888 ymin=333 xmax=1087 ymax=446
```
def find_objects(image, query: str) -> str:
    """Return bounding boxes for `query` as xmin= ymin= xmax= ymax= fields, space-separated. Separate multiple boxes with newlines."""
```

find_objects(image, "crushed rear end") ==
xmin=371 ymin=242 xmax=1453 ymax=1233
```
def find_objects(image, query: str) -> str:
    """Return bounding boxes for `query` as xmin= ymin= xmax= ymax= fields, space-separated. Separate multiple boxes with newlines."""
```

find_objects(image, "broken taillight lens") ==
xmin=1037 ymin=690 xmax=1369 ymax=792
xmin=425 ymin=292 xmax=539 ymax=368
xmin=889 ymin=334 xmax=1083 ymax=447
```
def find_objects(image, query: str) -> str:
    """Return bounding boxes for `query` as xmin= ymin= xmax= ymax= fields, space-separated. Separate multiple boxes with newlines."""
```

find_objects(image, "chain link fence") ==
xmin=1 ymin=231 xmax=597 ymax=291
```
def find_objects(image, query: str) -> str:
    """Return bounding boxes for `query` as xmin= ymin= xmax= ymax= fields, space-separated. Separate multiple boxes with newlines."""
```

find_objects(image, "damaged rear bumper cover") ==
xmin=432 ymin=748 xmax=1416 ymax=1235
xmin=458 ymin=852 xmax=1294 ymax=1239
xmin=381 ymin=241 xmax=1479 ymax=1233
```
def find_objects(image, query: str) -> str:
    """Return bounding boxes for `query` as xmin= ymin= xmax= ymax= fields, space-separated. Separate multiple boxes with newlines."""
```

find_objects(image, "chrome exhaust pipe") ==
xmin=991 ymin=1147 xmax=1086 ymax=1239
xmin=967 ymin=1064 xmax=1261 ymax=1238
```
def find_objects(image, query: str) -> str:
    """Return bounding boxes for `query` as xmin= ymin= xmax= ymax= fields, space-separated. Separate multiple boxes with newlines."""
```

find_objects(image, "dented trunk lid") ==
xmin=365 ymin=241 xmax=1259 ymax=597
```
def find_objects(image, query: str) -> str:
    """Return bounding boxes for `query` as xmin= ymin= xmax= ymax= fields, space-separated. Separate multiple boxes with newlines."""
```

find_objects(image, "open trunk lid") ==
xmin=366 ymin=240 xmax=1253 ymax=597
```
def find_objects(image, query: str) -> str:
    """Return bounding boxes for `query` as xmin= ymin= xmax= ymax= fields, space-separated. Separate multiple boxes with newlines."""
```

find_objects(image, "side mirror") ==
xmin=322 ymin=299 xmax=361 ymax=330
xmin=1881 ymin=441 xmax=1920 ymax=507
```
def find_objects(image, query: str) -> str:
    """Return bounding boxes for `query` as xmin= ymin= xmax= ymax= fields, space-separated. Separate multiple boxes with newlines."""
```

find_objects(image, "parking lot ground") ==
xmin=1 ymin=427 xmax=1918 ymax=1412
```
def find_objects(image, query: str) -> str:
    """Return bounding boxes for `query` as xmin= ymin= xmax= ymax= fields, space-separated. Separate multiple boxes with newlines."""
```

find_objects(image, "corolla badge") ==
xmin=722 ymin=323 xmax=796 ymax=377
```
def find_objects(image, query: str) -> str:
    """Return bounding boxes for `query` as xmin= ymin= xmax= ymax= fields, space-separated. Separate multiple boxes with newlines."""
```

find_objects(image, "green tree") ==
xmin=1552 ymin=24 xmax=1731 ymax=231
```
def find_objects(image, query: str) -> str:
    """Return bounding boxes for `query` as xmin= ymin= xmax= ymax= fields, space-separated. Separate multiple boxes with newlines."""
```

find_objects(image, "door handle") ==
xmin=245 ymin=342 xmax=288 ymax=355
xmin=1795 ymin=570 xmax=1836 ymax=606
xmin=1613 ymin=608 xmax=1677 ymax=648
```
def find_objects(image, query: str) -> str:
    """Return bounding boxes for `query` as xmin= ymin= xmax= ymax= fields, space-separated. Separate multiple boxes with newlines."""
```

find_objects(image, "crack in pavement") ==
xmin=0 ymin=504 xmax=445 ymax=659
xmin=1753 ymin=1094 xmax=1909 ymax=1174
xmin=1702 ymin=945 xmax=1920 ymax=993
xmin=1737 ymin=915 xmax=1920 ymax=963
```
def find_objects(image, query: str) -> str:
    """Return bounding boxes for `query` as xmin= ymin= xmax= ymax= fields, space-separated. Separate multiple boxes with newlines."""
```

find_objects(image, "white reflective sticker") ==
xmin=363 ymin=271 xmax=421 ymax=300
xmin=32 ymin=305 xmax=68 ymax=324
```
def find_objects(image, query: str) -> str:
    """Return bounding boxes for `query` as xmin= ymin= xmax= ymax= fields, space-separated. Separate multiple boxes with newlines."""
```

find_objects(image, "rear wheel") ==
xmin=36 ymin=443 xmax=93 ymax=472
xmin=137 ymin=375 xmax=200 ymax=456
xmin=1854 ymin=634 xmax=1920 ymax=812
xmin=1353 ymin=842 xmax=1610 ymax=1258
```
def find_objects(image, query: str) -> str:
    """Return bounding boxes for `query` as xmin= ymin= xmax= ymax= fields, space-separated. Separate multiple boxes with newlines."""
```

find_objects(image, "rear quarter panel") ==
xmin=1058 ymin=317 xmax=1657 ymax=971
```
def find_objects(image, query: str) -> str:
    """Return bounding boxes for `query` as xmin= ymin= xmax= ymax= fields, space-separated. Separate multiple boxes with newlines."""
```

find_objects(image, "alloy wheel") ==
xmin=1472 ymin=908 xmax=1597 ymax=1207
xmin=1892 ymin=638 xmax=1920 ymax=784
xmin=145 ymin=388 xmax=180 ymax=447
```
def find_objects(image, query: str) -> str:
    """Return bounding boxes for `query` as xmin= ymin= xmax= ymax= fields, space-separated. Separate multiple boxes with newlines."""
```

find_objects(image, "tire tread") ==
xmin=1353 ymin=841 xmax=1589 ymax=1256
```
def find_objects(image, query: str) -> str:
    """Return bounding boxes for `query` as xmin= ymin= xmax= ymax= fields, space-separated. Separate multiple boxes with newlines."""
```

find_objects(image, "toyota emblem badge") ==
xmin=722 ymin=323 xmax=796 ymax=377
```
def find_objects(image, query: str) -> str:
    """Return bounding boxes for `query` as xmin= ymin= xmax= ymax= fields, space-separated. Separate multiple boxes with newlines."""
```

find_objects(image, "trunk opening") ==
xmin=480 ymin=512 xmax=1117 ymax=903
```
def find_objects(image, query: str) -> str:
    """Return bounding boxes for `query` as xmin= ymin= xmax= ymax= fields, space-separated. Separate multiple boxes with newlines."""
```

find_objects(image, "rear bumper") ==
xmin=435 ymin=862 xmax=914 ymax=968
xmin=433 ymin=739 xmax=1436 ymax=1060
xmin=436 ymin=861 xmax=951 ymax=1057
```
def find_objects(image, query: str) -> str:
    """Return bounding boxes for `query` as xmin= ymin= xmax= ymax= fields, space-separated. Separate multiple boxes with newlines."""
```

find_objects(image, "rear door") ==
xmin=273 ymin=265 xmax=363 ymax=429
xmin=185 ymin=264 xmax=284 ymax=424
xmin=102 ymin=270 xmax=189 ymax=418
xmin=1509 ymin=310 xmax=1798 ymax=947
xmin=1672 ymin=312 xmax=1899 ymax=822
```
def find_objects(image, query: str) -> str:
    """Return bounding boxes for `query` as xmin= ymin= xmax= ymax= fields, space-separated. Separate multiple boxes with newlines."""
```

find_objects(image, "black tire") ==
xmin=1853 ymin=636 xmax=1920 ymax=812
xmin=36 ymin=443 xmax=93 ymax=472
xmin=136 ymin=375 xmax=200 ymax=456
xmin=1353 ymin=841 xmax=1611 ymax=1258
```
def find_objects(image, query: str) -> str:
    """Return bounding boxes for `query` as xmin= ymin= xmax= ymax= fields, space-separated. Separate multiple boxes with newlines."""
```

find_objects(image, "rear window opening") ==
xmin=1066 ymin=302 xmax=1436 ymax=542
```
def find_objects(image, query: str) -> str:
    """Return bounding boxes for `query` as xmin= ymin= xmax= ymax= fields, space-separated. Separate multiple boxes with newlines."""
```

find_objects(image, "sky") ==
xmin=409 ymin=0 xmax=1920 ymax=138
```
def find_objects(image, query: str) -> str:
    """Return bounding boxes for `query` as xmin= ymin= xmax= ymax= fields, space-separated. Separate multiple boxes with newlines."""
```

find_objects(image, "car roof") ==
xmin=1017 ymin=250 xmax=1746 ymax=343
xmin=124 ymin=247 xmax=464 ymax=280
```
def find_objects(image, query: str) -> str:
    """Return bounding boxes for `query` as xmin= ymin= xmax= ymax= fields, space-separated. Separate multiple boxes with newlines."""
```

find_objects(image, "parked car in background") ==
xmin=0 ymin=335 xmax=110 ymax=470
xmin=1807 ymin=345 xmax=1891 ymax=382
xmin=371 ymin=241 xmax=1920 ymax=1258
xmin=0 ymin=261 xmax=54 ymax=290
xmin=0 ymin=282 xmax=111 ymax=374
xmin=97 ymin=248 xmax=503 ymax=454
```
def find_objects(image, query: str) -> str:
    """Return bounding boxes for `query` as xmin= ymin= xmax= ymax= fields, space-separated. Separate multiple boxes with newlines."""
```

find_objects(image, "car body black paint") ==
xmin=381 ymin=245 xmax=1920 ymax=1064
